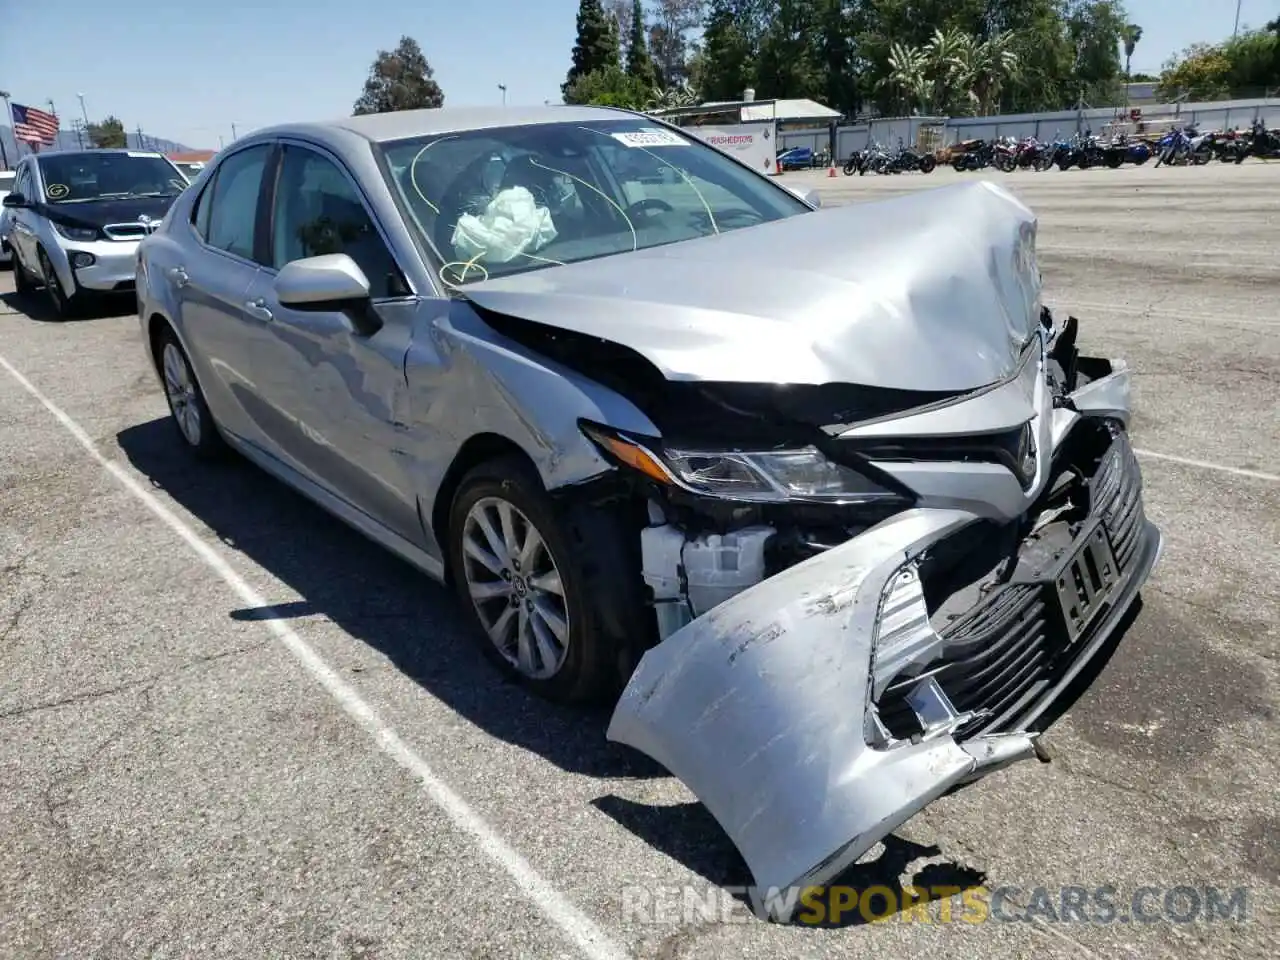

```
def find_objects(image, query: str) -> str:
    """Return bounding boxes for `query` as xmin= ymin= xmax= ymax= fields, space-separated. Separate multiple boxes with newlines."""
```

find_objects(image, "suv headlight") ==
xmin=581 ymin=423 xmax=899 ymax=504
xmin=52 ymin=222 xmax=100 ymax=242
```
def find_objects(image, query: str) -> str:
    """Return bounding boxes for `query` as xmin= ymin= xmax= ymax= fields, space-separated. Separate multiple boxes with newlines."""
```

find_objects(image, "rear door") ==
xmin=239 ymin=140 xmax=426 ymax=546
xmin=171 ymin=142 xmax=276 ymax=447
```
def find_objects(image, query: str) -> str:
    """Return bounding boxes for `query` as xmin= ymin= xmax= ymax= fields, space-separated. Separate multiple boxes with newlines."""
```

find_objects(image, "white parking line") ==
xmin=1134 ymin=448 xmax=1280 ymax=483
xmin=0 ymin=352 xmax=631 ymax=960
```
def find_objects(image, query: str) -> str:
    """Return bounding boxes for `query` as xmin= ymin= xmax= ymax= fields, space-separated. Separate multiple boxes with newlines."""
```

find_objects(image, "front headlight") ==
xmin=581 ymin=424 xmax=898 ymax=504
xmin=52 ymin=222 xmax=99 ymax=242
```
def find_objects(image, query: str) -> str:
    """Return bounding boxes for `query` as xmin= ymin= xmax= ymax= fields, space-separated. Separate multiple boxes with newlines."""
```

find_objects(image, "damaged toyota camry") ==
xmin=135 ymin=105 xmax=1161 ymax=900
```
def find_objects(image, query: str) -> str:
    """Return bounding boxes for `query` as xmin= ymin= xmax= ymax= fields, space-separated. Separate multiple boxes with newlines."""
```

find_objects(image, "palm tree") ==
xmin=881 ymin=40 xmax=930 ymax=114
xmin=1123 ymin=24 xmax=1143 ymax=83
xmin=970 ymin=30 xmax=1020 ymax=115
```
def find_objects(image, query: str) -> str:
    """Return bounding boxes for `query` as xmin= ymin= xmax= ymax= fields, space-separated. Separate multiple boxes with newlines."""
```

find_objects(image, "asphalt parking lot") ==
xmin=1 ymin=160 xmax=1277 ymax=959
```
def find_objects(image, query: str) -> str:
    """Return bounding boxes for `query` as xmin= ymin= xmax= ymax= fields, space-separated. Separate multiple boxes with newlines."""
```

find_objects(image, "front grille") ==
xmin=877 ymin=432 xmax=1145 ymax=740
xmin=103 ymin=222 xmax=159 ymax=240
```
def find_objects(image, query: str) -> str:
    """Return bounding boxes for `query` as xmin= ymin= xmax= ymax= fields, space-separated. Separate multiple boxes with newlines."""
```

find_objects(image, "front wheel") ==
xmin=38 ymin=248 xmax=81 ymax=320
xmin=842 ymin=160 xmax=857 ymax=176
xmin=918 ymin=154 xmax=936 ymax=173
xmin=448 ymin=456 xmax=640 ymax=703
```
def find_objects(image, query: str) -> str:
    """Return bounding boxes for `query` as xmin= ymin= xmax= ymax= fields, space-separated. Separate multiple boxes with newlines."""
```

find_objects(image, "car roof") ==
xmin=252 ymin=105 xmax=642 ymax=145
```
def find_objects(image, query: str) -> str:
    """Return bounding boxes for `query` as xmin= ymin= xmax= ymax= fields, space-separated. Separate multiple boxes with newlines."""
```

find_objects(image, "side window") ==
xmin=271 ymin=146 xmax=405 ymax=299
xmin=205 ymin=144 xmax=270 ymax=261
xmin=191 ymin=173 xmax=216 ymax=240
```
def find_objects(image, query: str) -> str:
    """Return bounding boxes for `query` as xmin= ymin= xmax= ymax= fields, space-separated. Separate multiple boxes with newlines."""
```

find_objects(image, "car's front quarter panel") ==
xmin=403 ymin=302 xmax=662 ymax=557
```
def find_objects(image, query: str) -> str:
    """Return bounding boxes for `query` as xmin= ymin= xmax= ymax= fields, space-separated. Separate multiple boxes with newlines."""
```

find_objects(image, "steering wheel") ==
xmin=623 ymin=197 xmax=675 ymax=219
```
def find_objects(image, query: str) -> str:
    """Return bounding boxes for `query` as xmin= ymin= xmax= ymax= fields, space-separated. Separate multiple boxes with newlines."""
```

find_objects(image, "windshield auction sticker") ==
xmin=45 ymin=183 xmax=69 ymax=200
xmin=612 ymin=128 xmax=688 ymax=148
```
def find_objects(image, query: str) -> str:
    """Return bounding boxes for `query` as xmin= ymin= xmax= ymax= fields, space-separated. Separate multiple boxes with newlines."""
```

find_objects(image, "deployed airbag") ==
xmin=452 ymin=186 xmax=558 ymax=264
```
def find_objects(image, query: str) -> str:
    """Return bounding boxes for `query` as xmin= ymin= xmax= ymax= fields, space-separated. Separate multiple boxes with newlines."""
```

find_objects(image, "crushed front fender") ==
xmin=607 ymin=508 xmax=1043 ymax=894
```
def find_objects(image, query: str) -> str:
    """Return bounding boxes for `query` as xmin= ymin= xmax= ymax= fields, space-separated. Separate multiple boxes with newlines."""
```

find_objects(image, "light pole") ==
xmin=0 ymin=90 xmax=10 ymax=168
xmin=231 ymin=122 xmax=238 ymax=141
xmin=1233 ymin=0 xmax=1242 ymax=38
xmin=77 ymin=92 xmax=90 ymax=126
xmin=498 ymin=83 xmax=507 ymax=106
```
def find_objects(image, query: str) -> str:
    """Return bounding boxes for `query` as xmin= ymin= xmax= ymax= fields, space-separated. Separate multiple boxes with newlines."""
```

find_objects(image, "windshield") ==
xmin=35 ymin=153 xmax=187 ymax=204
xmin=379 ymin=119 xmax=810 ymax=287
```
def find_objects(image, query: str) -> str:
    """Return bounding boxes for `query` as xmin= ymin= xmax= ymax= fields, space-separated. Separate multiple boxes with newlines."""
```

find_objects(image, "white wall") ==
xmin=777 ymin=97 xmax=1280 ymax=156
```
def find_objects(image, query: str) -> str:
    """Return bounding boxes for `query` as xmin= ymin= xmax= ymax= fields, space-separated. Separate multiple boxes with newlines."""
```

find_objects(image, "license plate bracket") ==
xmin=1052 ymin=522 xmax=1120 ymax=643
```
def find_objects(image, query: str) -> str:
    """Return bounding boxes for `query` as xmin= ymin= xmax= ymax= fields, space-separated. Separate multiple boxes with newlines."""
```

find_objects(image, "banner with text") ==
xmin=687 ymin=123 xmax=778 ymax=175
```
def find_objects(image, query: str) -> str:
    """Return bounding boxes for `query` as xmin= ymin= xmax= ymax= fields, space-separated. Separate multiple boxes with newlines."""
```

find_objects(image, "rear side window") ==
xmin=192 ymin=174 xmax=215 ymax=239
xmin=204 ymin=144 xmax=270 ymax=261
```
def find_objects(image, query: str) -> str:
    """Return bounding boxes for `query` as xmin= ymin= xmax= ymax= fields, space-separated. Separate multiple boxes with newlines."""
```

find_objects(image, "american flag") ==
xmin=11 ymin=103 xmax=60 ymax=146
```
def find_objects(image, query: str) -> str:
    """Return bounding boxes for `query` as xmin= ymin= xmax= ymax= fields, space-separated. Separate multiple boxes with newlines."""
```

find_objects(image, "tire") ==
xmin=12 ymin=248 xmax=35 ymax=295
xmin=156 ymin=324 xmax=227 ymax=459
xmin=38 ymin=247 xmax=82 ymax=320
xmin=1192 ymin=147 xmax=1212 ymax=166
xmin=447 ymin=456 xmax=643 ymax=703
xmin=918 ymin=154 xmax=936 ymax=173
xmin=842 ymin=160 xmax=857 ymax=176
xmin=1105 ymin=152 xmax=1123 ymax=169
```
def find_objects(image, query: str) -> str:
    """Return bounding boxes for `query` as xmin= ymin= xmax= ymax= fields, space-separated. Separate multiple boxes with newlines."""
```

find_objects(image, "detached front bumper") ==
xmin=607 ymin=432 xmax=1161 ymax=897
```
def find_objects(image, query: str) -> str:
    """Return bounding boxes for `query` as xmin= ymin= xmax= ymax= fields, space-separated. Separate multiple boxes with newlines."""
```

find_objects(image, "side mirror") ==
xmin=781 ymin=183 xmax=822 ymax=209
xmin=2 ymin=193 xmax=27 ymax=208
xmin=274 ymin=253 xmax=381 ymax=335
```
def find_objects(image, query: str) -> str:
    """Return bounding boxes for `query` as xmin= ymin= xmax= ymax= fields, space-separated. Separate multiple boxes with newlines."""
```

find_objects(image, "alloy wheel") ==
xmin=162 ymin=342 xmax=202 ymax=446
xmin=38 ymin=250 xmax=66 ymax=314
xmin=460 ymin=496 xmax=569 ymax=679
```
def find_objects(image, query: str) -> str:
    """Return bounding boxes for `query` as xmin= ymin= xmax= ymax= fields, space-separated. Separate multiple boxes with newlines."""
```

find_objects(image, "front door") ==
xmin=240 ymin=142 xmax=426 ymax=547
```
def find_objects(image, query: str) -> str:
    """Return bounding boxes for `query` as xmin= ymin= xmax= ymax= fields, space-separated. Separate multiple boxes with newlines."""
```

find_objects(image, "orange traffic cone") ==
xmin=827 ymin=165 xmax=837 ymax=177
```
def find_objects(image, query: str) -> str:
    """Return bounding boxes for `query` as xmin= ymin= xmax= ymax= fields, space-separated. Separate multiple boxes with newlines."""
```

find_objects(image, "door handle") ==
xmin=244 ymin=298 xmax=274 ymax=323
xmin=167 ymin=266 xmax=189 ymax=288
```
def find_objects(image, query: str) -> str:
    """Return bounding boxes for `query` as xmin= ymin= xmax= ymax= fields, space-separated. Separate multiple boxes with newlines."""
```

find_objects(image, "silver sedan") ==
xmin=135 ymin=105 xmax=1161 ymax=901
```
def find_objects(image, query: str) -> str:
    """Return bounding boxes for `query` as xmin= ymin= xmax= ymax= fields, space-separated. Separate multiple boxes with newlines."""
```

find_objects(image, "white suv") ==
xmin=3 ymin=149 xmax=187 ymax=317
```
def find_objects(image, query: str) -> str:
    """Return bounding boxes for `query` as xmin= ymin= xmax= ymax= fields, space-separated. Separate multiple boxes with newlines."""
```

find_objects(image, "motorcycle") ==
xmin=842 ymin=151 xmax=865 ymax=175
xmin=1155 ymin=125 xmax=1212 ymax=166
xmin=952 ymin=139 xmax=995 ymax=171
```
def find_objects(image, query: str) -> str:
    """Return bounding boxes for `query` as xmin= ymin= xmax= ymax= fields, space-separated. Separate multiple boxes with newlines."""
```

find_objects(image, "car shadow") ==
xmin=592 ymin=795 xmax=988 ymax=927
xmin=115 ymin=416 xmax=663 ymax=782
xmin=1 ymin=286 xmax=134 ymax=322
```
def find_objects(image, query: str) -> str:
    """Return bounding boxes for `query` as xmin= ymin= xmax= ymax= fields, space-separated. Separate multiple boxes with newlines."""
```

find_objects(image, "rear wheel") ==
xmin=918 ymin=154 xmax=936 ymax=173
xmin=157 ymin=325 xmax=227 ymax=459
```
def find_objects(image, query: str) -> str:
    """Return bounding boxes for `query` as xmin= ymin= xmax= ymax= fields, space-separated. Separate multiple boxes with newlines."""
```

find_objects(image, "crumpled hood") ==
xmin=463 ymin=180 xmax=1042 ymax=393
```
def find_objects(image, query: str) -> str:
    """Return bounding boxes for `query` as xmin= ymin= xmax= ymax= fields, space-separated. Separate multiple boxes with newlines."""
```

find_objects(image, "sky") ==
xmin=2 ymin=0 xmax=1277 ymax=150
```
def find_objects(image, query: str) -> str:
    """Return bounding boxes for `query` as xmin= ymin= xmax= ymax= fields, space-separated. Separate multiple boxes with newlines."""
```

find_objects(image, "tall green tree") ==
xmin=1065 ymin=0 xmax=1128 ymax=106
xmin=698 ymin=0 xmax=760 ymax=101
xmin=87 ymin=116 xmax=127 ymax=148
xmin=563 ymin=0 xmax=621 ymax=99
xmin=647 ymin=0 xmax=705 ymax=88
xmin=754 ymin=0 xmax=821 ymax=101
xmin=626 ymin=0 xmax=658 ymax=88
xmin=353 ymin=36 xmax=444 ymax=114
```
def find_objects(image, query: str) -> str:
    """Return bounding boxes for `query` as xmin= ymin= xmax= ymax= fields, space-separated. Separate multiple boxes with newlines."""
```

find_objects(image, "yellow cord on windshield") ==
xmin=409 ymin=136 xmax=458 ymax=215
xmin=527 ymin=156 xmax=637 ymax=252
xmin=576 ymin=125 xmax=719 ymax=235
